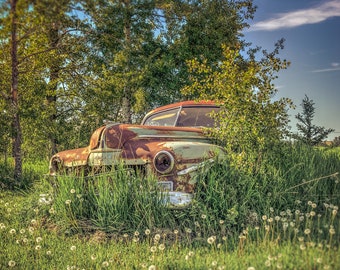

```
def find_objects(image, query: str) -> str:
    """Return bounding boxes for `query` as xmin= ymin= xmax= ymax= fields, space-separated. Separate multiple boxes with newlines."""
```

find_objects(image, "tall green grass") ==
xmin=0 ymin=144 xmax=339 ymax=269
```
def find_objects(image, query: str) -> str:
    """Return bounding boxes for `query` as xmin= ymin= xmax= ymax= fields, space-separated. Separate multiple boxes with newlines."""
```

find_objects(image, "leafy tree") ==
xmin=332 ymin=136 xmax=340 ymax=147
xmin=293 ymin=95 xmax=334 ymax=146
xmin=182 ymin=42 xmax=293 ymax=173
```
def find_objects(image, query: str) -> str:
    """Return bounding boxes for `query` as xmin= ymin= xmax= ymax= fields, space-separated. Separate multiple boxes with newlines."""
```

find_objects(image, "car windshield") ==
xmin=143 ymin=106 xmax=220 ymax=127
xmin=143 ymin=108 xmax=180 ymax=126
xmin=177 ymin=106 xmax=220 ymax=127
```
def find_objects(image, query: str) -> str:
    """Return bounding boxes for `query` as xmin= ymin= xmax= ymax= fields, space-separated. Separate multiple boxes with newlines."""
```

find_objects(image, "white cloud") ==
xmin=249 ymin=0 xmax=340 ymax=31
xmin=312 ymin=67 xmax=340 ymax=73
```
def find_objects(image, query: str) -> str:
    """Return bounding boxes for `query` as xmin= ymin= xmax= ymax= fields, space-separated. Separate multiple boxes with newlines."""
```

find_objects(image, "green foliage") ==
xmin=182 ymin=43 xmax=293 ymax=172
xmin=0 ymin=146 xmax=340 ymax=269
xmin=293 ymin=95 xmax=335 ymax=146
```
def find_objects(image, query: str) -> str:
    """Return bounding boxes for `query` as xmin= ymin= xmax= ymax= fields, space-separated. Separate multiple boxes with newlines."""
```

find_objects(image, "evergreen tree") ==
xmin=293 ymin=95 xmax=334 ymax=146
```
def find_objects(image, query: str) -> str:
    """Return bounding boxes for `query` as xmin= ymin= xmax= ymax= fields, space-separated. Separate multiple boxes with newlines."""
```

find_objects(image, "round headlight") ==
xmin=153 ymin=151 xmax=175 ymax=174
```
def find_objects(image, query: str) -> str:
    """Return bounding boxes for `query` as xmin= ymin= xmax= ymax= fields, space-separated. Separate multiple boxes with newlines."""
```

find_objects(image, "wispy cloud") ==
xmin=249 ymin=0 xmax=340 ymax=31
xmin=312 ymin=62 xmax=340 ymax=73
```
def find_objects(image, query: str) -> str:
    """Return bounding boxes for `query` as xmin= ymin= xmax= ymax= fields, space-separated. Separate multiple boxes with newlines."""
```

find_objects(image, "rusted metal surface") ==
xmin=49 ymin=101 xmax=225 ymax=196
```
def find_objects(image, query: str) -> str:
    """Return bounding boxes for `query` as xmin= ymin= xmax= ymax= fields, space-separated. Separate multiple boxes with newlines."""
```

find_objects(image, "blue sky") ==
xmin=243 ymin=0 xmax=340 ymax=140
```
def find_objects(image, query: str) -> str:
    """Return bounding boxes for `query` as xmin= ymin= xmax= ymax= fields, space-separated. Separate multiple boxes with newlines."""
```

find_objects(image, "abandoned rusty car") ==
xmin=49 ymin=100 xmax=225 ymax=207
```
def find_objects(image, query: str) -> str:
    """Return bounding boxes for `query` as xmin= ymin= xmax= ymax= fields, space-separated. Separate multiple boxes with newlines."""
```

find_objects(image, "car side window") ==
xmin=143 ymin=108 xmax=180 ymax=126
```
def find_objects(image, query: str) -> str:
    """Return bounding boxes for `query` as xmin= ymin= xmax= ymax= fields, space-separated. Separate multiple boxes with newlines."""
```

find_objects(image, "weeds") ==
xmin=0 ymin=144 xmax=340 ymax=269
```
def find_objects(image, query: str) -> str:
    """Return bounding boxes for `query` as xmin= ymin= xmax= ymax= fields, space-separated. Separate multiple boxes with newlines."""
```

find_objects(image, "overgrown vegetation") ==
xmin=1 ymin=144 xmax=339 ymax=269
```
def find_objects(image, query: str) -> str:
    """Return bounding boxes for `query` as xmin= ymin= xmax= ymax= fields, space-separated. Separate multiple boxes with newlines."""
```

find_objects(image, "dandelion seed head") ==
xmin=36 ymin=237 xmax=43 ymax=243
xmin=134 ymin=231 xmax=140 ymax=237
xmin=154 ymin=234 xmax=161 ymax=241
xmin=133 ymin=237 xmax=139 ymax=242
xmin=102 ymin=261 xmax=109 ymax=267
xmin=173 ymin=229 xmax=179 ymax=235
xmin=20 ymin=229 xmax=25 ymax=234
xmin=329 ymin=228 xmax=335 ymax=235
xmin=247 ymin=267 xmax=255 ymax=270
xmin=201 ymin=214 xmax=207 ymax=219
xmin=70 ymin=189 xmax=76 ymax=194
xmin=148 ymin=264 xmax=157 ymax=270
xmin=219 ymin=220 xmax=224 ymax=225
xmin=0 ymin=223 xmax=6 ymax=230
xmin=300 ymin=244 xmax=306 ymax=251
xmin=262 ymin=215 xmax=267 ymax=221
xmin=35 ymin=245 xmax=41 ymax=251
xmin=9 ymin=229 xmax=16 ymax=234
xmin=145 ymin=229 xmax=151 ymax=235
xmin=46 ymin=250 xmax=52 ymax=256
xmin=65 ymin=200 xmax=71 ymax=205
xmin=8 ymin=260 xmax=16 ymax=267
xmin=212 ymin=261 xmax=217 ymax=267
xmin=70 ymin=245 xmax=76 ymax=251
xmin=150 ymin=246 xmax=157 ymax=253
xmin=158 ymin=244 xmax=165 ymax=251
xmin=207 ymin=236 xmax=215 ymax=244
xmin=332 ymin=209 xmax=337 ymax=216
xmin=304 ymin=229 xmax=311 ymax=235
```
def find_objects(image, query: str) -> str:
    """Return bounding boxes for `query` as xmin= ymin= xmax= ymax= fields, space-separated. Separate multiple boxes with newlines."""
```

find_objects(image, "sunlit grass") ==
xmin=0 ymin=144 xmax=340 ymax=269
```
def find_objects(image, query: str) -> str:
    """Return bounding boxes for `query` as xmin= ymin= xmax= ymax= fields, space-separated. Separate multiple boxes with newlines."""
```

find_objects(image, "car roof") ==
xmin=147 ymin=100 xmax=218 ymax=114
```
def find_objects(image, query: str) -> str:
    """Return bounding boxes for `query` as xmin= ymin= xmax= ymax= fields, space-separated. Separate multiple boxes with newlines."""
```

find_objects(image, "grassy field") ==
xmin=1 ymin=144 xmax=339 ymax=269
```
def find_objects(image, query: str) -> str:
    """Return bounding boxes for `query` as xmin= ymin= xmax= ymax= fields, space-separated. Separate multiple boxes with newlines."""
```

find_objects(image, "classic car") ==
xmin=49 ymin=100 xmax=225 ymax=207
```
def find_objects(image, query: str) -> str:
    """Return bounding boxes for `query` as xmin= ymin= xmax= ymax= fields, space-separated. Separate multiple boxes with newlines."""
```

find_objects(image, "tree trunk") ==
xmin=121 ymin=0 xmax=132 ymax=124
xmin=10 ymin=0 xmax=22 ymax=180
xmin=46 ymin=25 xmax=60 ymax=155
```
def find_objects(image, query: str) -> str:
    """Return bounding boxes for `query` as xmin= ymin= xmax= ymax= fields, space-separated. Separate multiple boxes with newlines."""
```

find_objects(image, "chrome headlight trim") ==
xmin=153 ymin=150 xmax=175 ymax=174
